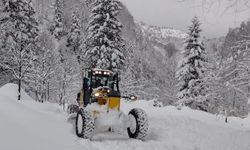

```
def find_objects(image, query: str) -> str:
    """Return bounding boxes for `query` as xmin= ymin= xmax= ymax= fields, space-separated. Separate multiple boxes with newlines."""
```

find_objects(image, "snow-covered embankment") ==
xmin=0 ymin=83 xmax=250 ymax=150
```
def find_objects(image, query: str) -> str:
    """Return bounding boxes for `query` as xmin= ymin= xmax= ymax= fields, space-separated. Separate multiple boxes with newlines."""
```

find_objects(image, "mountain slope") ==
xmin=28 ymin=0 xmax=185 ymax=104
xmin=137 ymin=22 xmax=187 ymax=57
xmin=1 ymin=84 xmax=250 ymax=150
xmin=139 ymin=22 xmax=187 ymax=40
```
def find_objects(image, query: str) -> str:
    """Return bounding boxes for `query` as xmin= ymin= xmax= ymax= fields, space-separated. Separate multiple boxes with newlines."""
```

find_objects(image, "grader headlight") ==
xmin=130 ymin=96 xmax=137 ymax=101
xmin=94 ymin=92 xmax=101 ymax=97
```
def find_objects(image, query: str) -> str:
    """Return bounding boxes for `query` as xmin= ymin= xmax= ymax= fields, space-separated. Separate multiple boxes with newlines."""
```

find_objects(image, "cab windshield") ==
xmin=92 ymin=75 xmax=114 ymax=88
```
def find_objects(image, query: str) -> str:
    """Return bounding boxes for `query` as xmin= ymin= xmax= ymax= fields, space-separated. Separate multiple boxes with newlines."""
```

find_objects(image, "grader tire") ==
xmin=75 ymin=108 xmax=95 ymax=139
xmin=127 ymin=108 xmax=149 ymax=141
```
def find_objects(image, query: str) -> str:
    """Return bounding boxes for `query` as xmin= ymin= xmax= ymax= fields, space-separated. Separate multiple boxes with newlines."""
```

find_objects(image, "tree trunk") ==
xmin=35 ymin=90 xmax=38 ymax=102
xmin=35 ymin=78 xmax=38 ymax=102
xmin=18 ymin=64 xmax=22 ymax=101
xmin=225 ymin=110 xmax=228 ymax=123
xmin=47 ymin=82 xmax=50 ymax=102
xmin=18 ymin=46 xmax=22 ymax=101
xmin=18 ymin=78 xmax=21 ymax=100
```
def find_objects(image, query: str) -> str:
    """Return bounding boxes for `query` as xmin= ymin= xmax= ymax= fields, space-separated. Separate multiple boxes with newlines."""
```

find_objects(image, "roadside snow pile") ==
xmin=0 ymin=83 xmax=250 ymax=150
xmin=122 ymin=100 xmax=250 ymax=130
xmin=85 ymin=103 xmax=127 ymax=131
xmin=0 ymin=83 xmax=33 ymax=101
xmin=0 ymin=84 xmax=78 ymax=150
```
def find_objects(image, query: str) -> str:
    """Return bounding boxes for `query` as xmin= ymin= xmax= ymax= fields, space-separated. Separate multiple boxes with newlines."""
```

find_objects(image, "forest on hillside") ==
xmin=0 ymin=0 xmax=250 ymax=117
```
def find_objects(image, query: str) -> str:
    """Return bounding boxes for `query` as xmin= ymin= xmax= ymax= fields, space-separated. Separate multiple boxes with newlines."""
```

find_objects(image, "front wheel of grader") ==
xmin=75 ymin=108 xmax=95 ymax=139
xmin=127 ymin=108 xmax=149 ymax=141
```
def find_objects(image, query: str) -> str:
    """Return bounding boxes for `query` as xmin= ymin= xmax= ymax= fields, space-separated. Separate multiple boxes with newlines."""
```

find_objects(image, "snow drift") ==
xmin=0 ymin=83 xmax=33 ymax=101
xmin=0 ymin=83 xmax=250 ymax=150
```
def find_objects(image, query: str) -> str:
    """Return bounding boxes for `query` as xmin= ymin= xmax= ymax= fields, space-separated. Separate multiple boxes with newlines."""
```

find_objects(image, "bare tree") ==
xmin=180 ymin=0 xmax=250 ymax=16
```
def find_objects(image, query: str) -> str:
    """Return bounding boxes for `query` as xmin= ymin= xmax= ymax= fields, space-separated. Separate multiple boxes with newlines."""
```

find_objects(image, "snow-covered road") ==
xmin=0 ymin=84 xmax=250 ymax=150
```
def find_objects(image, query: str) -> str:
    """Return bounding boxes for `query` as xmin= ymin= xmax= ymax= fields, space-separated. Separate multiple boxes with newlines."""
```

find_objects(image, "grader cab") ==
xmin=74 ymin=68 xmax=148 ymax=141
xmin=78 ymin=68 xmax=122 ymax=109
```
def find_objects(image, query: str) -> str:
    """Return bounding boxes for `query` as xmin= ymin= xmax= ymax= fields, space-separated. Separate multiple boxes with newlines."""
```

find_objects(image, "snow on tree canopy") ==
xmin=0 ymin=0 xmax=39 ymax=100
xmin=66 ymin=9 xmax=82 ymax=63
xmin=50 ymin=0 xmax=65 ymax=41
xmin=85 ymin=0 xmax=125 ymax=71
xmin=176 ymin=16 xmax=208 ymax=111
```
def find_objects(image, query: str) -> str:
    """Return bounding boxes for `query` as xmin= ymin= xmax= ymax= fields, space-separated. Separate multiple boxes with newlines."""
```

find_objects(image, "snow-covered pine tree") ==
xmin=85 ymin=0 xmax=125 ymax=71
xmin=176 ymin=16 xmax=208 ymax=111
xmin=53 ymin=48 xmax=79 ymax=110
xmin=0 ymin=0 xmax=39 ymax=100
xmin=201 ymin=20 xmax=250 ymax=116
xmin=27 ymin=30 xmax=55 ymax=103
xmin=85 ymin=0 xmax=92 ymax=9
xmin=218 ymin=22 xmax=250 ymax=116
xmin=50 ymin=0 xmax=65 ymax=41
xmin=66 ymin=9 xmax=82 ymax=63
xmin=49 ymin=0 xmax=77 ymax=107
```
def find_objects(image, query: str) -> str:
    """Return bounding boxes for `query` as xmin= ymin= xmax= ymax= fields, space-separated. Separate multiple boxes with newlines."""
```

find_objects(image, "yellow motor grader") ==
xmin=74 ymin=68 xmax=148 ymax=140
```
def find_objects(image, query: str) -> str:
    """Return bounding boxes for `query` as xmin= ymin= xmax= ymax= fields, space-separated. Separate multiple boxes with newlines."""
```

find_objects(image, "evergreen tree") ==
xmin=0 ymin=0 xmax=39 ymax=100
xmin=27 ymin=31 xmax=55 ymax=103
xmin=216 ymin=21 xmax=250 ymax=115
xmin=50 ymin=0 xmax=65 ymax=41
xmin=176 ymin=16 xmax=208 ymax=111
xmin=66 ymin=9 xmax=82 ymax=63
xmin=85 ymin=0 xmax=125 ymax=71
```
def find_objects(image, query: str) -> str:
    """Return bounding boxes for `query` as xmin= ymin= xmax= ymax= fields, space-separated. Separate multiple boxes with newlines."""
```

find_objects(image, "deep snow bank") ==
xmin=122 ymin=100 xmax=250 ymax=131
xmin=0 ymin=83 xmax=33 ymax=101
xmin=0 ymin=84 xmax=78 ymax=150
xmin=1 ymin=83 xmax=250 ymax=150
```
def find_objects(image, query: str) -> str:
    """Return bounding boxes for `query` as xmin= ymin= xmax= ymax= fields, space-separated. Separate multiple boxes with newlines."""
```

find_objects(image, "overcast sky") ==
xmin=119 ymin=0 xmax=250 ymax=38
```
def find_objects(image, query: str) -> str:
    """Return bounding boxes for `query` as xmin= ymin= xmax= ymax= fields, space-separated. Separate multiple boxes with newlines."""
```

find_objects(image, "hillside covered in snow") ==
xmin=1 ymin=83 xmax=250 ymax=150
xmin=1 ymin=2 xmax=250 ymax=150
xmin=0 ymin=0 xmax=187 ymax=105
xmin=139 ymin=22 xmax=187 ymax=40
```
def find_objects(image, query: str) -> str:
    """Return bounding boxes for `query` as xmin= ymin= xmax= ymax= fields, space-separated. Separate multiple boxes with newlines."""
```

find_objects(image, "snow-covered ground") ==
xmin=1 ymin=83 xmax=250 ymax=150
